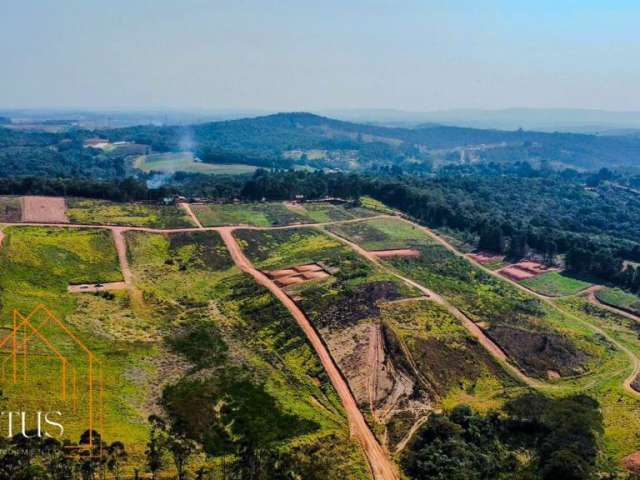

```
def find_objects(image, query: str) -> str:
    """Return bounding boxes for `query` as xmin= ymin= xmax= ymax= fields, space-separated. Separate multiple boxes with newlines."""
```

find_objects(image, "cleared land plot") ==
xmin=0 ymin=227 xmax=155 ymax=462
xmin=596 ymin=288 xmax=640 ymax=315
xmin=21 ymin=196 xmax=68 ymax=223
xmin=327 ymin=217 xmax=434 ymax=251
xmin=0 ymin=196 xmax=21 ymax=221
xmin=134 ymin=152 xmax=258 ymax=175
xmin=371 ymin=249 xmax=420 ymax=258
xmin=291 ymin=202 xmax=377 ymax=223
xmin=520 ymin=271 xmax=593 ymax=297
xmin=191 ymin=202 xmax=313 ymax=227
xmin=125 ymin=229 xmax=369 ymax=477
xmin=266 ymin=263 xmax=331 ymax=287
xmin=498 ymin=261 xmax=558 ymax=282
xmin=68 ymin=281 xmax=127 ymax=293
xmin=67 ymin=198 xmax=193 ymax=228
xmin=468 ymin=252 xmax=508 ymax=270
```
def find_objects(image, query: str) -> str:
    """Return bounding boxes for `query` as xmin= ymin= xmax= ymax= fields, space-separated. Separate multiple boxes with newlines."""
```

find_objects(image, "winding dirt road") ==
xmin=219 ymin=227 xmax=399 ymax=480
xmin=393 ymin=217 xmax=640 ymax=398
xmin=179 ymin=202 xmax=204 ymax=228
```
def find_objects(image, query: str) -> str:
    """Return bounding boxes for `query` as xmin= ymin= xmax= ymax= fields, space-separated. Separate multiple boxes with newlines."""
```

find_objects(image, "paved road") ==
xmin=219 ymin=227 xmax=399 ymax=480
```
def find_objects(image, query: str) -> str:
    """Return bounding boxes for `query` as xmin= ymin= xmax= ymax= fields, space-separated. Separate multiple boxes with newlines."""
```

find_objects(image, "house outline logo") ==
xmin=0 ymin=304 xmax=105 ymax=452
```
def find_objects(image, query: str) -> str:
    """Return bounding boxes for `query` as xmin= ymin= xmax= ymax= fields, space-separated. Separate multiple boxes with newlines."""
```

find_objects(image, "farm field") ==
xmin=234 ymin=227 xmax=517 ymax=451
xmin=0 ymin=196 xmax=21 ymax=221
xmin=0 ymin=227 xmax=153 ymax=463
xmin=596 ymin=287 xmax=640 ymax=315
xmin=191 ymin=201 xmax=313 ymax=226
xmin=67 ymin=198 xmax=194 ymax=227
xmin=133 ymin=152 xmax=258 ymax=174
xmin=327 ymin=216 xmax=434 ymax=250
xmin=520 ymin=270 xmax=593 ymax=296
xmin=125 ymin=230 xmax=369 ymax=477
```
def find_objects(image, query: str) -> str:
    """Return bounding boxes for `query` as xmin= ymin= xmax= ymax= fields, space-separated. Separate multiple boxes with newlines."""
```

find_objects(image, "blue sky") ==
xmin=2 ymin=0 xmax=639 ymax=111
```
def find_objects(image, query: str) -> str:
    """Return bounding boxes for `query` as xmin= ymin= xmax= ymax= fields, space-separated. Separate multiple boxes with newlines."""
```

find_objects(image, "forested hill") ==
xmin=103 ymin=112 xmax=640 ymax=170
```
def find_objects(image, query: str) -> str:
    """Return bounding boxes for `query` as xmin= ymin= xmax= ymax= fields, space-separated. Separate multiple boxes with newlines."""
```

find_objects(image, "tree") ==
xmin=145 ymin=416 xmax=167 ymax=480
xmin=107 ymin=442 xmax=128 ymax=480
xmin=165 ymin=430 xmax=198 ymax=480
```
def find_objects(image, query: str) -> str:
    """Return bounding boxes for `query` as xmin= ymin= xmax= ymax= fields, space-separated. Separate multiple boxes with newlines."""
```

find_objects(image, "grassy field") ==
xmin=134 ymin=152 xmax=258 ymax=175
xmin=327 ymin=217 xmax=434 ymax=250
xmin=125 ymin=230 xmax=369 ymax=477
xmin=288 ymin=202 xmax=377 ymax=223
xmin=0 ymin=196 xmax=21 ymax=221
xmin=0 ymin=227 xmax=153 ymax=464
xmin=596 ymin=287 xmax=640 ymax=315
xmin=67 ymin=198 xmax=194 ymax=227
xmin=191 ymin=202 xmax=313 ymax=227
xmin=520 ymin=271 xmax=593 ymax=296
xmin=359 ymin=196 xmax=397 ymax=215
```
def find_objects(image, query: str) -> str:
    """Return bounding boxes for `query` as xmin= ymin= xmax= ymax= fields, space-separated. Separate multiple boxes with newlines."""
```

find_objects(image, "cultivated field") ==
xmin=191 ymin=202 xmax=312 ymax=226
xmin=134 ymin=152 xmax=258 ymax=174
xmin=67 ymin=198 xmax=194 ymax=227
xmin=21 ymin=195 xmax=69 ymax=223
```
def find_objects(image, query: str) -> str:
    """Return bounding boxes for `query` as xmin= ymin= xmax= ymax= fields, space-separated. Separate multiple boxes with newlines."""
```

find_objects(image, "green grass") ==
xmin=67 ymin=198 xmax=193 ymax=227
xmin=0 ymin=227 xmax=152 ymax=463
xmin=290 ymin=202 xmax=377 ymax=223
xmin=125 ymin=230 xmax=369 ymax=478
xmin=0 ymin=196 xmax=21 ymax=221
xmin=191 ymin=202 xmax=312 ymax=227
xmin=327 ymin=217 xmax=434 ymax=250
xmin=134 ymin=152 xmax=258 ymax=174
xmin=596 ymin=287 xmax=640 ymax=315
xmin=520 ymin=271 xmax=593 ymax=297
xmin=359 ymin=196 xmax=397 ymax=215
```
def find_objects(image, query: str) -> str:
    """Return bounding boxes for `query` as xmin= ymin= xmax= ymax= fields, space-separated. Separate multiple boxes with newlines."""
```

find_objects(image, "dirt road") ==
xmin=68 ymin=282 xmax=128 ymax=293
xmin=394 ymin=217 xmax=640 ymax=398
xmin=179 ymin=202 xmax=204 ymax=228
xmin=322 ymin=228 xmax=545 ymax=389
xmin=219 ymin=227 xmax=399 ymax=480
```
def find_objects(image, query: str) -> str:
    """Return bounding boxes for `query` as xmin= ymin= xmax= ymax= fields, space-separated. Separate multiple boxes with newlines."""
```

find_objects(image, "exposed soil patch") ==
xmin=264 ymin=263 xmax=330 ymax=287
xmin=487 ymin=325 xmax=589 ymax=378
xmin=632 ymin=374 xmax=640 ymax=394
xmin=624 ymin=451 xmax=640 ymax=474
xmin=21 ymin=196 xmax=69 ymax=223
xmin=304 ymin=281 xmax=402 ymax=330
xmin=371 ymin=249 xmax=421 ymax=258
xmin=468 ymin=252 xmax=504 ymax=264
xmin=68 ymin=281 xmax=128 ymax=293
xmin=498 ymin=261 xmax=557 ymax=282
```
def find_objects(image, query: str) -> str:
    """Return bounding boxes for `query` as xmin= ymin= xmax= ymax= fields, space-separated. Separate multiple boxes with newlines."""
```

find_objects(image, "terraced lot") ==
xmin=67 ymin=198 xmax=193 ymax=227
xmin=327 ymin=217 xmax=433 ymax=251
xmin=191 ymin=202 xmax=313 ymax=227
xmin=520 ymin=271 xmax=593 ymax=296
xmin=596 ymin=287 xmax=640 ymax=315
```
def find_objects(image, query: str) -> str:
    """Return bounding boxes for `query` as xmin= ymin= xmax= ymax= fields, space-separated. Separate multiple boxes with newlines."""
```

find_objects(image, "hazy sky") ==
xmin=2 ymin=0 xmax=639 ymax=111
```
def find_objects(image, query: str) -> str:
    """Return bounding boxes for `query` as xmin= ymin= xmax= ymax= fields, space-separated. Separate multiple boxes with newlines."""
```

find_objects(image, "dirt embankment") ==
xmin=21 ymin=196 xmax=69 ymax=223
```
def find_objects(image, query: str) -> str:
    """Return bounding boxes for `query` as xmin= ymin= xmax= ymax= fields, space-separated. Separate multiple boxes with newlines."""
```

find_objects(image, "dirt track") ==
xmin=179 ymin=202 xmax=204 ymax=228
xmin=392 ymin=217 xmax=640 ymax=398
xmin=219 ymin=227 xmax=399 ymax=480
xmin=68 ymin=281 xmax=128 ymax=293
xmin=21 ymin=196 xmax=69 ymax=223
